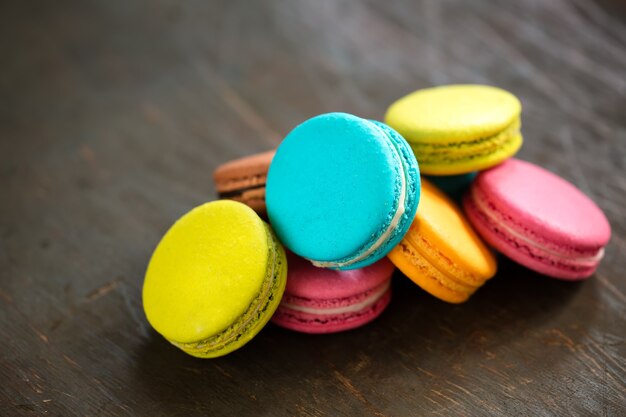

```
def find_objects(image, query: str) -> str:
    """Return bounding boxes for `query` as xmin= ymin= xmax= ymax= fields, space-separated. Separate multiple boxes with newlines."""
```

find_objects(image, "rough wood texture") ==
xmin=1 ymin=1 xmax=625 ymax=415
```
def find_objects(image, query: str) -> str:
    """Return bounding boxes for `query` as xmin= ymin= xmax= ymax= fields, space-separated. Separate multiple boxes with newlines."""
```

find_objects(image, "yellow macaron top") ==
xmin=414 ymin=180 xmax=496 ymax=279
xmin=143 ymin=200 xmax=271 ymax=344
xmin=385 ymin=84 xmax=521 ymax=143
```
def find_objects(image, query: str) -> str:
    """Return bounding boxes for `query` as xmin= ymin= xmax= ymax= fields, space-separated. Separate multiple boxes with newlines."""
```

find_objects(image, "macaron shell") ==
xmin=413 ymin=180 xmax=496 ymax=278
xmin=143 ymin=200 xmax=275 ymax=345
xmin=425 ymin=172 xmax=477 ymax=200
xmin=418 ymin=132 xmax=522 ymax=175
xmin=471 ymin=159 xmax=611 ymax=254
xmin=213 ymin=150 xmax=275 ymax=193
xmin=272 ymin=255 xmax=395 ymax=333
xmin=464 ymin=159 xmax=611 ymax=280
xmin=284 ymin=254 xmax=396 ymax=298
xmin=350 ymin=120 xmax=420 ymax=269
xmin=385 ymin=84 xmax=522 ymax=143
xmin=464 ymin=195 xmax=600 ymax=280
xmin=179 ymin=236 xmax=287 ymax=357
xmin=213 ymin=150 xmax=275 ymax=216
xmin=233 ymin=187 xmax=268 ymax=217
xmin=388 ymin=240 xmax=474 ymax=303
xmin=388 ymin=180 xmax=496 ymax=303
xmin=267 ymin=113 xmax=419 ymax=269
xmin=272 ymin=289 xmax=391 ymax=334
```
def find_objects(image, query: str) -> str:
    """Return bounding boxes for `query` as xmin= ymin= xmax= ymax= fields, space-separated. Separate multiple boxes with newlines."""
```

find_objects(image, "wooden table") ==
xmin=2 ymin=1 xmax=625 ymax=415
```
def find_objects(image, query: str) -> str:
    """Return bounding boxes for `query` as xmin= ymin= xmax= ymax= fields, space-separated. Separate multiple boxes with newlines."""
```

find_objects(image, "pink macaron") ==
xmin=463 ymin=159 xmax=611 ymax=280
xmin=272 ymin=254 xmax=394 ymax=334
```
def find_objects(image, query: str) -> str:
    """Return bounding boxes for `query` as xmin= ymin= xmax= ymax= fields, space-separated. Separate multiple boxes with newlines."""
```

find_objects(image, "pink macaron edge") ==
xmin=271 ymin=255 xmax=395 ymax=333
xmin=272 ymin=287 xmax=392 ymax=334
xmin=463 ymin=159 xmax=611 ymax=280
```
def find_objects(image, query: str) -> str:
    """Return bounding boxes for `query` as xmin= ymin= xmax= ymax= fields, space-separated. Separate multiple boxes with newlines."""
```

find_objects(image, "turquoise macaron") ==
xmin=266 ymin=112 xmax=420 ymax=270
xmin=425 ymin=172 xmax=477 ymax=202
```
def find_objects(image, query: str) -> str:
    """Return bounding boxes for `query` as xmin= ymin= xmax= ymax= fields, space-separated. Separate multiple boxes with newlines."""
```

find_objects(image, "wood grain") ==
xmin=1 ymin=0 xmax=624 ymax=415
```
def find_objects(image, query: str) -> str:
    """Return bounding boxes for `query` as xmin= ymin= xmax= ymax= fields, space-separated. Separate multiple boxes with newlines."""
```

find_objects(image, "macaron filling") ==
xmin=412 ymin=119 xmax=521 ymax=165
xmin=310 ymin=123 xmax=408 ymax=269
xmin=280 ymin=280 xmax=391 ymax=316
xmin=467 ymin=187 xmax=605 ymax=267
xmin=170 ymin=225 xmax=285 ymax=357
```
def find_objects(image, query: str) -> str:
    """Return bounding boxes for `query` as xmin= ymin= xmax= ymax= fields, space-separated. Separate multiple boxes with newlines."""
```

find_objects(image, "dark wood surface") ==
xmin=1 ymin=1 xmax=625 ymax=415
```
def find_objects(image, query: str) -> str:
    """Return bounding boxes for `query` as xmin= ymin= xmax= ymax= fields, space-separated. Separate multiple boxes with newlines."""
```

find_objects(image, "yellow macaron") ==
xmin=142 ymin=200 xmax=287 ymax=358
xmin=388 ymin=179 xmax=496 ymax=303
xmin=385 ymin=84 xmax=522 ymax=175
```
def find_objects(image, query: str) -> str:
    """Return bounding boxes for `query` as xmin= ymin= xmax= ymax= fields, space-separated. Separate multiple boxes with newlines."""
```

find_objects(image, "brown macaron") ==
xmin=212 ymin=150 xmax=275 ymax=217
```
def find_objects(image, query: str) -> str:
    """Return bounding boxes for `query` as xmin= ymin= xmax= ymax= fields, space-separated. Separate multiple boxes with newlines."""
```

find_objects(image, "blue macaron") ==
xmin=266 ymin=112 xmax=420 ymax=270
xmin=425 ymin=172 xmax=477 ymax=202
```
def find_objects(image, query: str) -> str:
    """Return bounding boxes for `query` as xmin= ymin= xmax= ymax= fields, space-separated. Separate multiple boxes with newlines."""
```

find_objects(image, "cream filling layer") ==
xmin=471 ymin=188 xmax=605 ymax=263
xmin=281 ymin=281 xmax=390 ymax=316
xmin=311 ymin=125 xmax=407 ymax=268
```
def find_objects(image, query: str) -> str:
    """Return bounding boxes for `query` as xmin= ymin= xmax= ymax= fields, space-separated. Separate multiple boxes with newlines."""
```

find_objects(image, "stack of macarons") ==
xmin=142 ymin=84 xmax=611 ymax=358
xmin=384 ymin=85 xmax=610 ymax=282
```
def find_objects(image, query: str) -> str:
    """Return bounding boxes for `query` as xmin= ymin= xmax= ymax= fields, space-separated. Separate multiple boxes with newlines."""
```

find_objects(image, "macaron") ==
xmin=463 ymin=159 xmax=611 ymax=280
xmin=266 ymin=112 xmax=420 ymax=270
xmin=272 ymin=254 xmax=395 ymax=334
xmin=212 ymin=150 xmax=275 ymax=217
xmin=388 ymin=179 xmax=496 ymax=303
xmin=142 ymin=200 xmax=287 ymax=358
xmin=385 ymin=84 xmax=523 ymax=175
xmin=425 ymin=172 xmax=477 ymax=202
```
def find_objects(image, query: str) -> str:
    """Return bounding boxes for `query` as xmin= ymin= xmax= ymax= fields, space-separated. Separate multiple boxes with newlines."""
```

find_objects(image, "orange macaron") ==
xmin=388 ymin=179 xmax=496 ymax=303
